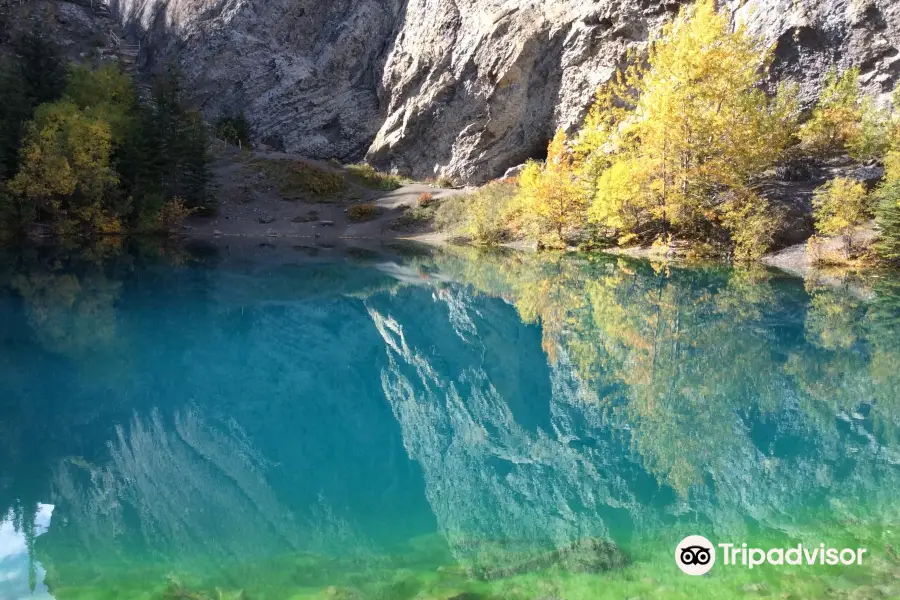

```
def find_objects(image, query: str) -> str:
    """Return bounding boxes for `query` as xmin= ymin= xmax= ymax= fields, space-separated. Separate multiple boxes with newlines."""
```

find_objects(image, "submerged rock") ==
xmin=315 ymin=585 xmax=364 ymax=600
xmin=466 ymin=537 xmax=629 ymax=581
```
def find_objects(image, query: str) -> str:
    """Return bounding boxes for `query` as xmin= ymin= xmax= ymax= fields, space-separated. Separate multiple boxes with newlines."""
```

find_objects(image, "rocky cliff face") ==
xmin=115 ymin=0 xmax=900 ymax=183
xmin=2 ymin=0 xmax=118 ymax=63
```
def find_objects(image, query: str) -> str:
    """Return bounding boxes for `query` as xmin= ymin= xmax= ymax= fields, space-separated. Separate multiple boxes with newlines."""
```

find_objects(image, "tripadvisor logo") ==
xmin=675 ymin=536 xmax=867 ymax=575
xmin=675 ymin=535 xmax=716 ymax=575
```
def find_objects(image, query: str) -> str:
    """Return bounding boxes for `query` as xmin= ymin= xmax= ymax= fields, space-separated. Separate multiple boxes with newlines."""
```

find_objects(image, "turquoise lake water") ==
xmin=1 ymin=241 xmax=900 ymax=600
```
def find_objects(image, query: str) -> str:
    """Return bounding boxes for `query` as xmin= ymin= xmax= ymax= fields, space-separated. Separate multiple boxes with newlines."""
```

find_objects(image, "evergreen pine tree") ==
xmin=15 ymin=20 xmax=66 ymax=108
xmin=0 ymin=58 xmax=29 ymax=178
xmin=876 ymin=152 xmax=900 ymax=263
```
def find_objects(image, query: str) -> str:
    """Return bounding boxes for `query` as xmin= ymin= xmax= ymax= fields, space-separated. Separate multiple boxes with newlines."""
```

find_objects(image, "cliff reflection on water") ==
xmin=0 ymin=242 xmax=899 ymax=599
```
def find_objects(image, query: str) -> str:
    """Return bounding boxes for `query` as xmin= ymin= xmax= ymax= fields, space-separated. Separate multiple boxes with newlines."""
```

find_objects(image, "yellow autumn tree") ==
xmin=812 ymin=177 xmax=870 ymax=257
xmin=516 ymin=129 xmax=586 ymax=248
xmin=8 ymin=117 xmax=77 ymax=205
xmin=10 ymin=100 xmax=120 ymax=234
xmin=801 ymin=69 xmax=863 ymax=157
xmin=801 ymin=68 xmax=890 ymax=161
xmin=580 ymin=0 xmax=797 ymax=258
xmin=572 ymin=78 xmax=634 ymax=184
xmin=590 ymin=157 xmax=652 ymax=245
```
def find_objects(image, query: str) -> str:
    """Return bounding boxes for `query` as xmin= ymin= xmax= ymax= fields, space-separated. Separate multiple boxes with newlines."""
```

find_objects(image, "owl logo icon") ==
xmin=676 ymin=535 xmax=716 ymax=575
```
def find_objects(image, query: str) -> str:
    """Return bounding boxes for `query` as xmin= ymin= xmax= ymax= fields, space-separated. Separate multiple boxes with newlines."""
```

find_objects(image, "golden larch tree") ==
xmin=581 ymin=0 xmax=797 ymax=257
xmin=516 ymin=129 xmax=586 ymax=248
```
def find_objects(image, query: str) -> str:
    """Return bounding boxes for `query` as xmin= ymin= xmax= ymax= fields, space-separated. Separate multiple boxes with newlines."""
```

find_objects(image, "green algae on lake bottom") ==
xmin=25 ymin=521 xmax=900 ymax=600
xmin=1 ymin=241 xmax=900 ymax=600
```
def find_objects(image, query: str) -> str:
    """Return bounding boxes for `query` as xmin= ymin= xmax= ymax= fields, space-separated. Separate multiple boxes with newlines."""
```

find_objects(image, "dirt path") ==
xmin=184 ymin=144 xmax=466 ymax=244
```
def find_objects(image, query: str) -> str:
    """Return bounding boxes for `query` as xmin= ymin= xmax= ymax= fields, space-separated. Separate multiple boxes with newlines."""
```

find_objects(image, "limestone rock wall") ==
xmin=113 ymin=0 xmax=900 ymax=183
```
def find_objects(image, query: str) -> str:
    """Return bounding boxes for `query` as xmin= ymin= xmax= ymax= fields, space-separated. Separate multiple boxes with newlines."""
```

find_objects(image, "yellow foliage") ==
xmin=132 ymin=194 xmax=193 ymax=234
xmin=347 ymin=203 xmax=381 ymax=222
xmin=515 ymin=129 xmax=586 ymax=248
xmin=801 ymin=68 xmax=890 ymax=161
xmin=812 ymin=177 xmax=869 ymax=256
xmin=572 ymin=78 xmax=635 ymax=182
xmin=10 ymin=100 xmax=119 ymax=235
xmin=589 ymin=157 xmax=652 ymax=238
xmin=883 ymin=150 xmax=900 ymax=185
xmin=12 ymin=270 xmax=121 ymax=358
xmin=65 ymin=114 xmax=118 ymax=202
xmin=420 ymin=247 xmax=900 ymax=495
xmin=875 ymin=150 xmax=900 ymax=263
xmin=718 ymin=188 xmax=780 ymax=261
xmin=466 ymin=182 xmax=519 ymax=245
xmin=0 ymin=62 xmax=212 ymax=238
xmin=251 ymin=159 xmax=345 ymax=199
xmin=852 ymin=97 xmax=892 ymax=161
xmin=801 ymin=69 xmax=862 ymax=156
xmin=581 ymin=0 xmax=796 ymax=254
xmin=890 ymin=84 xmax=900 ymax=151
xmin=65 ymin=202 xmax=122 ymax=236
xmin=159 ymin=197 xmax=193 ymax=233
xmin=345 ymin=163 xmax=402 ymax=191
xmin=9 ymin=119 xmax=77 ymax=203
xmin=433 ymin=181 xmax=519 ymax=245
